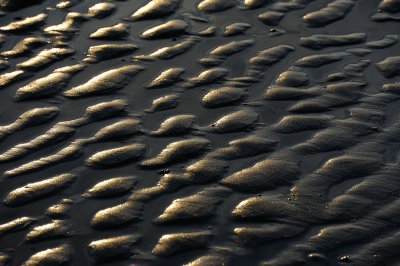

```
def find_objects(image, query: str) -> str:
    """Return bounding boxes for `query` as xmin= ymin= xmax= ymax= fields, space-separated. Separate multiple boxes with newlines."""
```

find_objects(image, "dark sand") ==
xmin=0 ymin=0 xmax=400 ymax=265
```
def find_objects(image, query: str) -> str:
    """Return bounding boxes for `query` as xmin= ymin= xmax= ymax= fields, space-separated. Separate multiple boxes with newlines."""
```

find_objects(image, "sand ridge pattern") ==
xmin=0 ymin=0 xmax=399 ymax=265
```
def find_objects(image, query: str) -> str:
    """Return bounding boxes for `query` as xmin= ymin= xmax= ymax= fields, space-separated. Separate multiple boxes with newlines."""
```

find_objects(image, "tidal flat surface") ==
xmin=0 ymin=0 xmax=400 ymax=265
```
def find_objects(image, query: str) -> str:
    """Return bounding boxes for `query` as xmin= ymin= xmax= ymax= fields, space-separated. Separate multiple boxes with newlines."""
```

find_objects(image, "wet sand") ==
xmin=0 ymin=0 xmax=400 ymax=265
